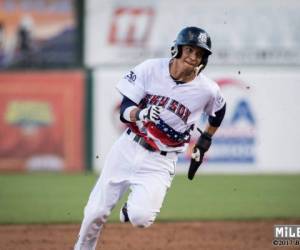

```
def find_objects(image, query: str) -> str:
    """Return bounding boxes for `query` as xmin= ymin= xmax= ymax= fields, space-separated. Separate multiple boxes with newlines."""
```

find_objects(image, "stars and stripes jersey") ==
xmin=116 ymin=58 xmax=225 ymax=153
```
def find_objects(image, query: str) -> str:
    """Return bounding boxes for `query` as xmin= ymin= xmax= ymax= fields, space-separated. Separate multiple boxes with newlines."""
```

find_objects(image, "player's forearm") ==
xmin=129 ymin=107 xmax=140 ymax=122
xmin=120 ymin=96 xmax=140 ymax=123
xmin=204 ymin=124 xmax=218 ymax=137
xmin=122 ymin=106 xmax=140 ymax=122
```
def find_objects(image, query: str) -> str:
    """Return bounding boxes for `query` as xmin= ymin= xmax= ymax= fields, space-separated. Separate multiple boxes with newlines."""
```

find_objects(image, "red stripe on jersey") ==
xmin=127 ymin=122 xmax=185 ymax=149
xmin=144 ymin=122 xmax=185 ymax=147
xmin=127 ymin=123 xmax=159 ymax=150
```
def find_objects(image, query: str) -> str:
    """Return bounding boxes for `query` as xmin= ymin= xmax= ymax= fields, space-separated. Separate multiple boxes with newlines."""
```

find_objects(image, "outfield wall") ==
xmin=93 ymin=65 xmax=300 ymax=174
xmin=0 ymin=71 xmax=86 ymax=171
xmin=86 ymin=0 xmax=300 ymax=174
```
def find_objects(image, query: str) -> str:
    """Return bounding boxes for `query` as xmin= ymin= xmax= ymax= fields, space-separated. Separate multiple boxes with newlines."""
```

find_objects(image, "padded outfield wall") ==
xmin=0 ymin=71 xmax=86 ymax=172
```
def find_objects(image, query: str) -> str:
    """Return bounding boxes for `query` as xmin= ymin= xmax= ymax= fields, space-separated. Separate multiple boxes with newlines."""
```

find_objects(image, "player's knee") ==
xmin=98 ymin=209 xmax=110 ymax=224
xmin=84 ymin=207 xmax=110 ymax=224
xmin=128 ymin=208 xmax=156 ymax=228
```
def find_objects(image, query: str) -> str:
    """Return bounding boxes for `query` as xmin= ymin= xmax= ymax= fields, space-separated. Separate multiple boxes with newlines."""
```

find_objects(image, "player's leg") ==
xmin=74 ymin=134 xmax=134 ymax=250
xmin=121 ymin=152 xmax=176 ymax=228
xmin=75 ymin=178 xmax=129 ymax=250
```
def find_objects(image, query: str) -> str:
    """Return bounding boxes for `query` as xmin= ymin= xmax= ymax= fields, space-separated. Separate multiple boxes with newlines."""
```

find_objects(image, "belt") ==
xmin=126 ymin=129 xmax=168 ymax=156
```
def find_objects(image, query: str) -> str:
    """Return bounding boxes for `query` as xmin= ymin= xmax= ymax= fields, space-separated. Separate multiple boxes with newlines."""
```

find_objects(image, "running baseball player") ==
xmin=74 ymin=26 xmax=226 ymax=250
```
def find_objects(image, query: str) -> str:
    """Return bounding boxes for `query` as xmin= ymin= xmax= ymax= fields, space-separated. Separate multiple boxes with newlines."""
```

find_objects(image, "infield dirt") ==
xmin=0 ymin=220 xmax=299 ymax=250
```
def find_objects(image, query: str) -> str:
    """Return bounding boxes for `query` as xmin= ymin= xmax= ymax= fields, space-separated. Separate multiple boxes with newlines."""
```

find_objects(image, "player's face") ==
xmin=180 ymin=45 xmax=204 ymax=68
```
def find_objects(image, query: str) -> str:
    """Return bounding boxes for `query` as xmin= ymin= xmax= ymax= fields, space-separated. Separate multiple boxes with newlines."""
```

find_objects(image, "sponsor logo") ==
xmin=208 ymin=78 xmax=256 ymax=163
xmin=5 ymin=100 xmax=53 ymax=126
xmin=108 ymin=6 xmax=155 ymax=46
xmin=4 ymin=100 xmax=54 ymax=135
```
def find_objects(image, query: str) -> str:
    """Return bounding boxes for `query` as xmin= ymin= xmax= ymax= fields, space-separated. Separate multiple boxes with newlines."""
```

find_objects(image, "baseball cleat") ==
xmin=119 ymin=203 xmax=130 ymax=223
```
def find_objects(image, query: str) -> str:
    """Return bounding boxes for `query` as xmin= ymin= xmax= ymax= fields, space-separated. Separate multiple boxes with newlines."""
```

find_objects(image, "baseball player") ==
xmin=74 ymin=26 xmax=226 ymax=250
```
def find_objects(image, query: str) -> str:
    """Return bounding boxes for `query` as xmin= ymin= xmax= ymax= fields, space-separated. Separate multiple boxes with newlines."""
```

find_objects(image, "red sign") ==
xmin=0 ymin=71 xmax=85 ymax=171
xmin=108 ymin=7 xmax=155 ymax=47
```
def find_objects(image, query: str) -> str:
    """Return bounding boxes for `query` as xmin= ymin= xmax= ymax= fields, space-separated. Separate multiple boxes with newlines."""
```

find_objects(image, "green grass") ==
xmin=160 ymin=175 xmax=300 ymax=221
xmin=0 ymin=173 xmax=299 ymax=224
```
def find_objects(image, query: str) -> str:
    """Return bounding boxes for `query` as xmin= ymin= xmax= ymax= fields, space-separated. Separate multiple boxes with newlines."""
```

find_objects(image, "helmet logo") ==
xmin=198 ymin=33 xmax=207 ymax=44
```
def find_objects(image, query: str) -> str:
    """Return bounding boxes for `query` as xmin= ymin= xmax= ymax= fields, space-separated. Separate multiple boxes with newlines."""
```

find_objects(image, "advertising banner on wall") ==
xmin=85 ymin=0 xmax=300 ymax=66
xmin=0 ymin=0 xmax=78 ymax=69
xmin=0 ymin=71 xmax=85 ymax=171
xmin=93 ymin=66 xmax=300 ymax=174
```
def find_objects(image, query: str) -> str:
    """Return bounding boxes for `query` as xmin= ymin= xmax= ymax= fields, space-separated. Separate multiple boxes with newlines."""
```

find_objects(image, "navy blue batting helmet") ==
xmin=171 ymin=26 xmax=212 ymax=71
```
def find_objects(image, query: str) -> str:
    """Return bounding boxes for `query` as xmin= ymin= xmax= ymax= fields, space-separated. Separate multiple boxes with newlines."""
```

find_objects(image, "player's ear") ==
xmin=171 ymin=43 xmax=182 ymax=58
xmin=171 ymin=42 xmax=178 ymax=58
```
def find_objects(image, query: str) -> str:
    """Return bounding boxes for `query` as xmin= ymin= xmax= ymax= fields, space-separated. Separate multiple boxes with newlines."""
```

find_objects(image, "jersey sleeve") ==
xmin=116 ymin=60 xmax=149 ymax=104
xmin=204 ymin=87 xmax=226 ymax=117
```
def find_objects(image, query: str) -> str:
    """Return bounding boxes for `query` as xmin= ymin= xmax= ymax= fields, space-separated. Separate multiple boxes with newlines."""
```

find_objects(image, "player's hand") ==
xmin=188 ymin=131 xmax=212 ymax=180
xmin=137 ymin=105 xmax=163 ymax=123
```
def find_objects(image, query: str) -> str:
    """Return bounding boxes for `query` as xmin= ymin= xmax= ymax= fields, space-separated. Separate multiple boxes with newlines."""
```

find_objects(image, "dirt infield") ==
xmin=0 ymin=220 xmax=299 ymax=250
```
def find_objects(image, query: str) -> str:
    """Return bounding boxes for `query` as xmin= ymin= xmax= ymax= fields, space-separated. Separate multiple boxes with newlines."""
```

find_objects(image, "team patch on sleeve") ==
xmin=215 ymin=93 xmax=225 ymax=110
xmin=124 ymin=71 xmax=137 ymax=84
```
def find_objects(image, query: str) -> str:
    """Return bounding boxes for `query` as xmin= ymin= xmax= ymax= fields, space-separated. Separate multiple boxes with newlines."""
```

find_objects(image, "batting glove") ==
xmin=188 ymin=131 xmax=212 ymax=180
xmin=136 ymin=105 xmax=163 ymax=123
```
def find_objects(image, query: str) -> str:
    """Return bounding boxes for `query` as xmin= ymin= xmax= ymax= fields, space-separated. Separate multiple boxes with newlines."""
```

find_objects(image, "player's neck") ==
xmin=169 ymin=59 xmax=197 ymax=83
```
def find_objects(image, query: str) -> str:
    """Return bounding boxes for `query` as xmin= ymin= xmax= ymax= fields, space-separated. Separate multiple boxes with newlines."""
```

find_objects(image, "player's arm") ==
xmin=120 ymin=96 xmax=163 ymax=123
xmin=204 ymin=102 xmax=226 ymax=136
xmin=188 ymin=103 xmax=226 ymax=180
xmin=119 ymin=96 xmax=139 ymax=123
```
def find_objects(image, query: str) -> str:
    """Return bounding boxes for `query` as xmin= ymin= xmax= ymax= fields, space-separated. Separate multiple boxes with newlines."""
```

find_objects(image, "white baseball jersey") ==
xmin=117 ymin=58 xmax=225 ymax=153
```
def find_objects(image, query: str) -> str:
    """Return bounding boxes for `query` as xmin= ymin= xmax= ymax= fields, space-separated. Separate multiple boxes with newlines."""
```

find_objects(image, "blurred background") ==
xmin=0 ymin=0 xmax=300 ymax=224
xmin=1 ymin=0 xmax=300 ymax=174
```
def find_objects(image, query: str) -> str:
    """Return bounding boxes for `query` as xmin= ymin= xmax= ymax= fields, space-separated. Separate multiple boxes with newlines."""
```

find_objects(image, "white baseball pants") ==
xmin=74 ymin=132 xmax=177 ymax=250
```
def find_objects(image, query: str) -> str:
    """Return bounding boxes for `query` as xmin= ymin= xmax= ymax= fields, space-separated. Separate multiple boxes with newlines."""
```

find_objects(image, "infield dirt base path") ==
xmin=0 ymin=220 xmax=299 ymax=250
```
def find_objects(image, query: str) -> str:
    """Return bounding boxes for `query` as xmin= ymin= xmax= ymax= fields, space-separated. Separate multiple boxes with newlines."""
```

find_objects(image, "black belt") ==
xmin=127 ymin=129 xmax=168 ymax=156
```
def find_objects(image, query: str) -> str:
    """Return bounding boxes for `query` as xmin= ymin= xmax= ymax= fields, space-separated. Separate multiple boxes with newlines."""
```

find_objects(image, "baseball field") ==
xmin=0 ymin=173 xmax=300 ymax=250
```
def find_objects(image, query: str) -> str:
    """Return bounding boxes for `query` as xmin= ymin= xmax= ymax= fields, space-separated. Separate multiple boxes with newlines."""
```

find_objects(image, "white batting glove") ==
xmin=137 ymin=105 xmax=163 ymax=123
xmin=191 ymin=147 xmax=201 ymax=162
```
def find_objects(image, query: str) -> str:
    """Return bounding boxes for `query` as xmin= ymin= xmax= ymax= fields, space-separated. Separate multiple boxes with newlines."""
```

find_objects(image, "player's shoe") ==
xmin=119 ymin=203 xmax=130 ymax=223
